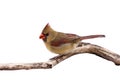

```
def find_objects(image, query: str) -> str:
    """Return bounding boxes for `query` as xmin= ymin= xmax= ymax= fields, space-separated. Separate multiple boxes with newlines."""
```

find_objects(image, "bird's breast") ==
xmin=44 ymin=42 xmax=78 ymax=54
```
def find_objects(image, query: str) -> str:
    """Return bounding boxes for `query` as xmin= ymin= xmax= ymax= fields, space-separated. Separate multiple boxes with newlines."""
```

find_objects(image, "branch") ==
xmin=0 ymin=42 xmax=120 ymax=70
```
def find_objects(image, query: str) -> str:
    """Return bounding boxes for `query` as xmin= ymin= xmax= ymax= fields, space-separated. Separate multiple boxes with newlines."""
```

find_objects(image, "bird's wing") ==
xmin=51 ymin=33 xmax=80 ymax=47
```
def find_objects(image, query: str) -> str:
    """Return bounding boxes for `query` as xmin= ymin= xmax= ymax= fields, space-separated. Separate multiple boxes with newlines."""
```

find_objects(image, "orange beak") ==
xmin=39 ymin=34 xmax=45 ymax=39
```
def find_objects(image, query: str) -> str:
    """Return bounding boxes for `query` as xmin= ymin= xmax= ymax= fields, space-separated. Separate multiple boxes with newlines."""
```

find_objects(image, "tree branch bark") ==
xmin=0 ymin=42 xmax=120 ymax=70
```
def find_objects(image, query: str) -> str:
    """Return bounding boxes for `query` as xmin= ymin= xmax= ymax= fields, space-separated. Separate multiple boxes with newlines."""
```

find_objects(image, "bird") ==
xmin=39 ymin=23 xmax=105 ymax=55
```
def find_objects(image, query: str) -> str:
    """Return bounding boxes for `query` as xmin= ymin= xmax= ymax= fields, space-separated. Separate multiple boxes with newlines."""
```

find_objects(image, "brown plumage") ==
xmin=39 ymin=23 xmax=105 ymax=54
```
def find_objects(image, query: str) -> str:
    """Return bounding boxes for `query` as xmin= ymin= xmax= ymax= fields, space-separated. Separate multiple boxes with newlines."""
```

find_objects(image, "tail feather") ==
xmin=80 ymin=35 xmax=105 ymax=40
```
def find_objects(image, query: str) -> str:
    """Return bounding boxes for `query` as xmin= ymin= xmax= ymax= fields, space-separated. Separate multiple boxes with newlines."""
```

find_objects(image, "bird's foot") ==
xmin=77 ymin=42 xmax=90 ymax=47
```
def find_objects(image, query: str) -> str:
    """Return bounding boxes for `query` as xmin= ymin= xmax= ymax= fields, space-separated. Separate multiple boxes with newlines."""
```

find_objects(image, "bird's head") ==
xmin=39 ymin=23 xmax=57 ymax=42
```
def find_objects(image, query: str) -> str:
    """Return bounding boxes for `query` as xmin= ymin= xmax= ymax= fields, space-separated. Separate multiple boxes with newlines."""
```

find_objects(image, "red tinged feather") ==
xmin=66 ymin=33 xmax=80 ymax=37
xmin=51 ymin=34 xmax=105 ymax=47
xmin=80 ymin=35 xmax=105 ymax=40
xmin=51 ymin=33 xmax=80 ymax=47
xmin=41 ymin=23 xmax=50 ymax=34
xmin=51 ymin=38 xmax=72 ymax=47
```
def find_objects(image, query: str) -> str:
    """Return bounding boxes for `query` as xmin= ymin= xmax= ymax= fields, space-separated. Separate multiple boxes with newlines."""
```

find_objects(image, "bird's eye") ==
xmin=42 ymin=33 xmax=49 ymax=37
xmin=45 ymin=33 xmax=49 ymax=36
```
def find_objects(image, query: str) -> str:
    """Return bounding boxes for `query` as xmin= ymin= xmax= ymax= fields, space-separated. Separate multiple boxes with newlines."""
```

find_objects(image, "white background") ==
xmin=0 ymin=0 xmax=120 ymax=80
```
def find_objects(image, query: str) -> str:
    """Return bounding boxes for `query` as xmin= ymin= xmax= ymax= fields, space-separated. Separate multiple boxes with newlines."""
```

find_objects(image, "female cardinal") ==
xmin=39 ymin=23 xmax=105 ymax=54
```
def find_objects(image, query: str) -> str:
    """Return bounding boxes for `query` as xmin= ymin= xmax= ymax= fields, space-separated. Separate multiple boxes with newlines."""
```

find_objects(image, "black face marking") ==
xmin=43 ymin=33 xmax=49 ymax=42
xmin=45 ymin=33 xmax=49 ymax=37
